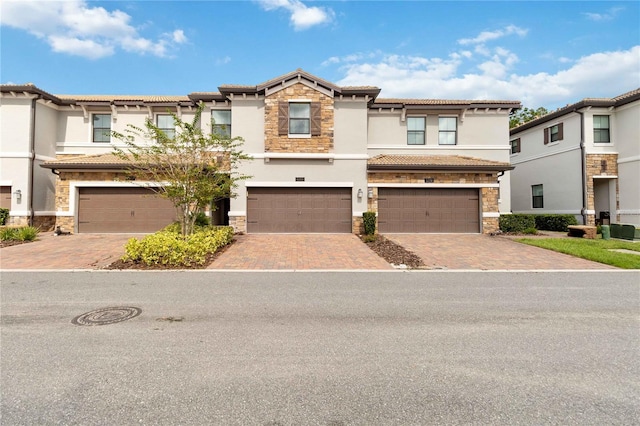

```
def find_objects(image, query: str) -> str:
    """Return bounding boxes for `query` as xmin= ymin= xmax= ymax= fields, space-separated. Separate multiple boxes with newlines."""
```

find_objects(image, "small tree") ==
xmin=510 ymin=106 xmax=549 ymax=128
xmin=111 ymin=103 xmax=251 ymax=236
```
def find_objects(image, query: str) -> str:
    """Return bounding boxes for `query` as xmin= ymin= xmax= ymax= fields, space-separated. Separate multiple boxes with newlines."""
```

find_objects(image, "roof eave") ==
xmin=367 ymin=164 xmax=514 ymax=172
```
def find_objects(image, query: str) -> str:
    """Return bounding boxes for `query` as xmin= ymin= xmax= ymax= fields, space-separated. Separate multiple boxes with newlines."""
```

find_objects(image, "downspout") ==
xmin=576 ymin=109 xmax=587 ymax=225
xmin=28 ymin=97 xmax=39 ymax=227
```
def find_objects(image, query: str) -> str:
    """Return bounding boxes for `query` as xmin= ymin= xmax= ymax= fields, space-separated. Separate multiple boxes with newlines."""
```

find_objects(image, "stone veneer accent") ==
xmin=229 ymin=215 xmax=246 ymax=234
xmin=367 ymin=171 xmax=500 ymax=234
xmin=352 ymin=215 xmax=364 ymax=235
xmin=585 ymin=153 xmax=619 ymax=226
xmin=264 ymin=83 xmax=334 ymax=153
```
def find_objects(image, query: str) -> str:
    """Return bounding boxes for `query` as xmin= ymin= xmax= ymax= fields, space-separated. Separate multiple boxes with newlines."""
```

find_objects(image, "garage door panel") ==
xmin=78 ymin=187 xmax=176 ymax=233
xmin=248 ymin=187 xmax=351 ymax=233
xmin=378 ymin=188 xmax=480 ymax=233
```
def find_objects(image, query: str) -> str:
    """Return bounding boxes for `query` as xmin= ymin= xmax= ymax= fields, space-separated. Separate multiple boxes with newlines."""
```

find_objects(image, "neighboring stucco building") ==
xmin=1 ymin=70 xmax=519 ymax=234
xmin=509 ymin=89 xmax=640 ymax=226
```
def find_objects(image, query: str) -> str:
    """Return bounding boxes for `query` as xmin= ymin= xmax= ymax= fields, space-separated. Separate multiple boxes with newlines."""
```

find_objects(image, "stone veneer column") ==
xmin=585 ymin=154 xmax=619 ymax=226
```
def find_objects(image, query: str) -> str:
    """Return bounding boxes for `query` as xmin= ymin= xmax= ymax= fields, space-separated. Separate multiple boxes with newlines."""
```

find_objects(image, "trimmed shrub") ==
xmin=0 ymin=226 xmax=38 ymax=241
xmin=0 ymin=208 xmax=9 ymax=225
xmin=122 ymin=226 xmax=233 ymax=267
xmin=363 ymin=211 xmax=376 ymax=235
xmin=194 ymin=212 xmax=210 ymax=227
xmin=534 ymin=214 xmax=578 ymax=232
xmin=0 ymin=227 xmax=19 ymax=241
xmin=17 ymin=226 xmax=39 ymax=241
xmin=499 ymin=214 xmax=535 ymax=233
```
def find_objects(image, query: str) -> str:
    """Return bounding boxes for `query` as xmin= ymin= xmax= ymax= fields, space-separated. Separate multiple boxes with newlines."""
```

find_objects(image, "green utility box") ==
xmin=610 ymin=223 xmax=637 ymax=241
xmin=601 ymin=225 xmax=610 ymax=240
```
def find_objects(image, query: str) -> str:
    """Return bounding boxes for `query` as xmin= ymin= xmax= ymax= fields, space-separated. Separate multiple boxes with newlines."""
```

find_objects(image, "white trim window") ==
xmin=532 ymin=184 xmax=544 ymax=208
xmin=593 ymin=115 xmax=610 ymax=143
xmin=92 ymin=114 xmax=111 ymax=143
xmin=212 ymin=110 xmax=231 ymax=137
xmin=156 ymin=114 xmax=175 ymax=139
xmin=407 ymin=117 xmax=426 ymax=145
xmin=438 ymin=116 xmax=457 ymax=145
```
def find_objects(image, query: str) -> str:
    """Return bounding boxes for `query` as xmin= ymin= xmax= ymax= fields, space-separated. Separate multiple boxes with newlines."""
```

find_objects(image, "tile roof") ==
xmin=368 ymin=154 xmax=513 ymax=171
xmin=511 ymin=87 xmax=640 ymax=134
xmin=42 ymin=153 xmax=134 ymax=169
xmin=374 ymin=98 xmax=521 ymax=106
xmin=56 ymin=94 xmax=190 ymax=103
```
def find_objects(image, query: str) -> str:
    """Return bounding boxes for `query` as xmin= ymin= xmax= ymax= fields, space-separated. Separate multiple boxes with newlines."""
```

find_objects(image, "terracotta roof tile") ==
xmin=368 ymin=154 xmax=513 ymax=170
xmin=56 ymin=95 xmax=190 ymax=102
xmin=374 ymin=98 xmax=520 ymax=106
xmin=43 ymin=153 xmax=133 ymax=168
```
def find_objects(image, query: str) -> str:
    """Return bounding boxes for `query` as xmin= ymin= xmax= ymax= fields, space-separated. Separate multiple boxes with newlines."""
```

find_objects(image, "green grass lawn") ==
xmin=516 ymin=237 xmax=640 ymax=269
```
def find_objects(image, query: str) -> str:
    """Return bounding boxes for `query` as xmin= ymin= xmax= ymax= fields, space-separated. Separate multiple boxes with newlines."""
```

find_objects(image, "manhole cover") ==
xmin=72 ymin=306 xmax=141 ymax=326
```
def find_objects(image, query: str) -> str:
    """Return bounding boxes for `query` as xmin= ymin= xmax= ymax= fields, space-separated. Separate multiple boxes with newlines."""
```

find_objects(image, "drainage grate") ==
xmin=72 ymin=306 xmax=142 ymax=326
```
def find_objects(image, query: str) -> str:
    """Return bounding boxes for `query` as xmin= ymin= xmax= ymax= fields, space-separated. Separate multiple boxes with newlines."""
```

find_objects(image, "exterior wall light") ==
xmin=357 ymin=189 xmax=363 ymax=199
xmin=13 ymin=189 xmax=22 ymax=204
xmin=367 ymin=188 xmax=374 ymax=199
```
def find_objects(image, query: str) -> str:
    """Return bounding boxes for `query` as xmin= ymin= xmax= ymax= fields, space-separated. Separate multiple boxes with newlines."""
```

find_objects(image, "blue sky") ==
xmin=1 ymin=1 xmax=638 ymax=109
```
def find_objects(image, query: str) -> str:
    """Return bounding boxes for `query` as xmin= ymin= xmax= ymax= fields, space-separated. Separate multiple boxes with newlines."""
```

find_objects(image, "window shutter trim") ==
xmin=543 ymin=128 xmax=549 ymax=145
xmin=557 ymin=122 xmax=564 ymax=141
xmin=278 ymin=102 xmax=288 ymax=135
xmin=310 ymin=102 xmax=321 ymax=136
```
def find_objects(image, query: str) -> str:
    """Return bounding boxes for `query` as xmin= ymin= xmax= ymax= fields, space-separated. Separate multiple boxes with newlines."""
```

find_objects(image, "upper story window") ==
xmin=156 ymin=114 xmax=175 ymax=139
xmin=92 ymin=114 xmax=111 ymax=143
xmin=593 ymin=115 xmax=610 ymax=143
xmin=407 ymin=117 xmax=426 ymax=145
xmin=510 ymin=138 xmax=521 ymax=154
xmin=544 ymin=122 xmax=563 ymax=144
xmin=278 ymin=101 xmax=321 ymax=137
xmin=212 ymin=110 xmax=231 ymax=138
xmin=532 ymin=184 xmax=544 ymax=208
xmin=438 ymin=117 xmax=457 ymax=145
xmin=289 ymin=103 xmax=310 ymax=134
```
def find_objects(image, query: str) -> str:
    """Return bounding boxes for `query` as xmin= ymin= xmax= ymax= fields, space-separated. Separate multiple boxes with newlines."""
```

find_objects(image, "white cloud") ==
xmin=256 ymin=0 xmax=334 ymax=30
xmin=171 ymin=30 xmax=188 ymax=44
xmin=458 ymin=25 xmax=528 ymax=45
xmin=334 ymin=46 xmax=640 ymax=108
xmin=0 ymin=0 xmax=187 ymax=59
xmin=583 ymin=7 xmax=624 ymax=21
xmin=216 ymin=56 xmax=232 ymax=65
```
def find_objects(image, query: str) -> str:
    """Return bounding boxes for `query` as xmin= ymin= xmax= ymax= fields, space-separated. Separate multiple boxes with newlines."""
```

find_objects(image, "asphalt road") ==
xmin=1 ymin=271 xmax=638 ymax=425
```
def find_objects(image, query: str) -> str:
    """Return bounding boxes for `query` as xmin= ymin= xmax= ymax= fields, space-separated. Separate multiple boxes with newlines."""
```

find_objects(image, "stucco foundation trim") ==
xmin=368 ymin=183 xmax=499 ymax=188
xmin=246 ymin=181 xmax=354 ymax=188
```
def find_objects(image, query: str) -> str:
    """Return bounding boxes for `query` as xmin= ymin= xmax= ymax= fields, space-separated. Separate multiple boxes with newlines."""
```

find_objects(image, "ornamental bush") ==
xmin=363 ymin=211 xmax=376 ymax=235
xmin=499 ymin=214 xmax=535 ymax=233
xmin=534 ymin=214 xmax=578 ymax=232
xmin=0 ymin=208 xmax=9 ymax=225
xmin=122 ymin=226 xmax=233 ymax=267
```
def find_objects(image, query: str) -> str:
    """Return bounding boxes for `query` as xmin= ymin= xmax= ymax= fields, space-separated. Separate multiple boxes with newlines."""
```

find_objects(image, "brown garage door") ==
xmin=0 ymin=186 xmax=11 ymax=210
xmin=247 ymin=187 xmax=352 ymax=233
xmin=78 ymin=187 xmax=177 ymax=233
xmin=378 ymin=188 xmax=480 ymax=233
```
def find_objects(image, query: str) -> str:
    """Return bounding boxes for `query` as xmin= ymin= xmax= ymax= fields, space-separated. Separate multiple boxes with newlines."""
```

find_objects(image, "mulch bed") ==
xmin=0 ymin=240 xmax=33 ymax=248
xmin=104 ymin=239 xmax=235 ymax=270
xmin=360 ymin=235 xmax=425 ymax=269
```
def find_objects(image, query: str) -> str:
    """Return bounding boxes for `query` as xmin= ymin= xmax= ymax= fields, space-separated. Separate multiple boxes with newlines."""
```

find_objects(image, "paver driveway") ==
xmin=209 ymin=234 xmax=392 ymax=270
xmin=0 ymin=233 xmax=136 ymax=270
xmin=1 ymin=231 xmax=617 ymax=270
xmin=385 ymin=234 xmax=615 ymax=270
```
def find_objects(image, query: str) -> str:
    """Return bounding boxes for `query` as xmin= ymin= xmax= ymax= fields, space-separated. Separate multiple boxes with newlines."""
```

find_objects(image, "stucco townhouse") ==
xmin=1 ymin=69 xmax=520 ymax=234
xmin=509 ymin=88 xmax=640 ymax=227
